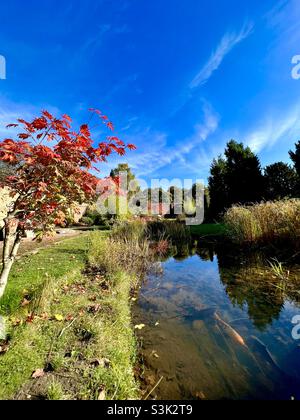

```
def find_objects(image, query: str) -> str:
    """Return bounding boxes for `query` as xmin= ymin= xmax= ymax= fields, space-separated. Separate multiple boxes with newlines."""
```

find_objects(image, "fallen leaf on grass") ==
xmin=195 ymin=391 xmax=206 ymax=400
xmin=32 ymin=369 xmax=45 ymax=379
xmin=54 ymin=314 xmax=64 ymax=322
xmin=98 ymin=389 xmax=106 ymax=400
xmin=10 ymin=317 xmax=23 ymax=327
xmin=135 ymin=324 xmax=146 ymax=330
xmin=21 ymin=298 xmax=31 ymax=307
xmin=87 ymin=304 xmax=101 ymax=314
xmin=150 ymin=351 xmax=160 ymax=359
xmin=39 ymin=313 xmax=49 ymax=321
xmin=26 ymin=313 xmax=35 ymax=323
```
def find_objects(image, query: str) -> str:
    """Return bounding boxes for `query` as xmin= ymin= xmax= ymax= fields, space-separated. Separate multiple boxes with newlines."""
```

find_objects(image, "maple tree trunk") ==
xmin=0 ymin=217 xmax=21 ymax=299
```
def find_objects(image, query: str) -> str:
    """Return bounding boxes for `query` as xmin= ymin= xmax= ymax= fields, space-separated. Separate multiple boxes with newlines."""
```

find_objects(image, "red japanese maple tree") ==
xmin=0 ymin=109 xmax=136 ymax=298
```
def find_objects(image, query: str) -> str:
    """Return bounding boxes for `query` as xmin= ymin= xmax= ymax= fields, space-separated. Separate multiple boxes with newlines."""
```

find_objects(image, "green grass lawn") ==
xmin=190 ymin=223 xmax=227 ymax=237
xmin=0 ymin=235 xmax=89 ymax=316
xmin=0 ymin=233 xmax=138 ymax=400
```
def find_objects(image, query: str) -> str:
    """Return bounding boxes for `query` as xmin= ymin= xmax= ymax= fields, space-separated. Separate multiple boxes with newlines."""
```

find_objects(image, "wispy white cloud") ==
xmin=190 ymin=22 xmax=254 ymax=89
xmin=268 ymin=0 xmax=300 ymax=51
xmin=80 ymin=24 xmax=112 ymax=53
xmin=245 ymin=103 xmax=300 ymax=153
xmin=0 ymin=97 xmax=60 ymax=139
xmin=102 ymin=103 xmax=219 ymax=178
xmin=80 ymin=22 xmax=131 ymax=55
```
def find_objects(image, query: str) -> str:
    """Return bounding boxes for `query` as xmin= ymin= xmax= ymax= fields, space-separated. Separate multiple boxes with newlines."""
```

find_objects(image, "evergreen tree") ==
xmin=264 ymin=162 xmax=297 ymax=200
xmin=208 ymin=157 xmax=228 ymax=220
xmin=289 ymin=141 xmax=300 ymax=176
xmin=208 ymin=141 xmax=264 ymax=219
xmin=289 ymin=141 xmax=300 ymax=196
xmin=225 ymin=140 xmax=264 ymax=205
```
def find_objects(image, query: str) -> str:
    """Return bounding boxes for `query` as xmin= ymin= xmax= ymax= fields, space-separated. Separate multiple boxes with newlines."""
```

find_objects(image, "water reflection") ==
xmin=183 ymin=240 xmax=299 ymax=330
xmin=135 ymin=239 xmax=300 ymax=400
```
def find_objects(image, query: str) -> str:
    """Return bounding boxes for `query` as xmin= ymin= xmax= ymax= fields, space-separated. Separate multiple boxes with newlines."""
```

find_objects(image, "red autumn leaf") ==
xmin=42 ymin=110 xmax=54 ymax=120
xmin=62 ymin=114 xmax=72 ymax=122
xmin=18 ymin=133 xmax=30 ymax=140
xmin=80 ymin=124 xmax=90 ymax=138
xmin=0 ymin=107 xmax=136 ymax=274
xmin=127 ymin=144 xmax=137 ymax=151
xmin=107 ymin=122 xmax=114 ymax=131
xmin=26 ymin=313 xmax=35 ymax=323
xmin=32 ymin=117 xmax=47 ymax=130
xmin=88 ymin=108 xmax=102 ymax=116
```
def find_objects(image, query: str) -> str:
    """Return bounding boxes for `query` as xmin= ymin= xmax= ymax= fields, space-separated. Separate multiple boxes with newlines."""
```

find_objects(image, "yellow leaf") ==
xmin=54 ymin=314 xmax=64 ymax=321
xmin=134 ymin=324 xmax=146 ymax=330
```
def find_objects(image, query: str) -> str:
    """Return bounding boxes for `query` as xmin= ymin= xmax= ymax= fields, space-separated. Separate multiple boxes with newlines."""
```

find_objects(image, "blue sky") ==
xmin=0 ymin=0 xmax=300 ymax=183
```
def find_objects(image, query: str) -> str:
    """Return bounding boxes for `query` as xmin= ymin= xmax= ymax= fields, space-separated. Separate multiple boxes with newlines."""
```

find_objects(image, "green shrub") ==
xmin=111 ymin=220 xmax=147 ymax=243
xmin=80 ymin=216 xmax=94 ymax=226
xmin=147 ymin=220 xmax=191 ymax=242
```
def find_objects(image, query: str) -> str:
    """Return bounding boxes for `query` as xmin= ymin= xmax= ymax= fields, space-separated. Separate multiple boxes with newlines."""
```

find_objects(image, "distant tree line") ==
xmin=208 ymin=140 xmax=300 ymax=221
xmin=12 ymin=139 xmax=297 ymax=228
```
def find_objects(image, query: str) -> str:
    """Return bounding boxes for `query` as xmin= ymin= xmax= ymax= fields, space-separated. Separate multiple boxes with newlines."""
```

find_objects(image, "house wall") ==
xmin=73 ymin=204 xmax=88 ymax=223
xmin=0 ymin=187 xmax=13 ymax=229
xmin=0 ymin=187 xmax=15 ymax=240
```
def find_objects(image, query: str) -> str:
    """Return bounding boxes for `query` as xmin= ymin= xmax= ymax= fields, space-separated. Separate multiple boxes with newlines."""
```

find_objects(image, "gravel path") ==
xmin=0 ymin=229 xmax=86 ymax=260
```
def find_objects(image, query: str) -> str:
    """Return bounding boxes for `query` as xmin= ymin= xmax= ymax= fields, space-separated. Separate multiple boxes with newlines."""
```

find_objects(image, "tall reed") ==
xmin=89 ymin=228 xmax=152 ymax=288
xmin=146 ymin=220 xmax=191 ymax=243
xmin=224 ymin=199 xmax=300 ymax=246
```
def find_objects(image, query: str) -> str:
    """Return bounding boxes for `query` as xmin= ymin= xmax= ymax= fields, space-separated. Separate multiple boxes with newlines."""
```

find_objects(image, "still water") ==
xmin=134 ymin=242 xmax=300 ymax=400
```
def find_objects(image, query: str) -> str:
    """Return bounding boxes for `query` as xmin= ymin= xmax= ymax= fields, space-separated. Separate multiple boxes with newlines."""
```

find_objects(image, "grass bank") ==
xmin=0 ymin=232 xmax=140 ymax=400
xmin=190 ymin=223 xmax=226 ymax=238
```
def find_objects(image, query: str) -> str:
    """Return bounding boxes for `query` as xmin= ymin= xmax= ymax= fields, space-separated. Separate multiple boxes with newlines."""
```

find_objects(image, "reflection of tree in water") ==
xmin=173 ymin=243 xmax=192 ymax=261
xmin=196 ymin=244 xmax=215 ymax=262
xmin=168 ymin=240 xmax=215 ymax=262
xmin=219 ymin=267 xmax=284 ymax=330
xmin=170 ymin=240 xmax=198 ymax=262
xmin=215 ymin=247 xmax=285 ymax=330
xmin=158 ymin=239 xmax=299 ymax=330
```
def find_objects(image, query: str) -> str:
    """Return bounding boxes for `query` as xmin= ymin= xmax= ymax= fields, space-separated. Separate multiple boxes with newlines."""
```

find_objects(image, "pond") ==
xmin=134 ymin=240 xmax=300 ymax=400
